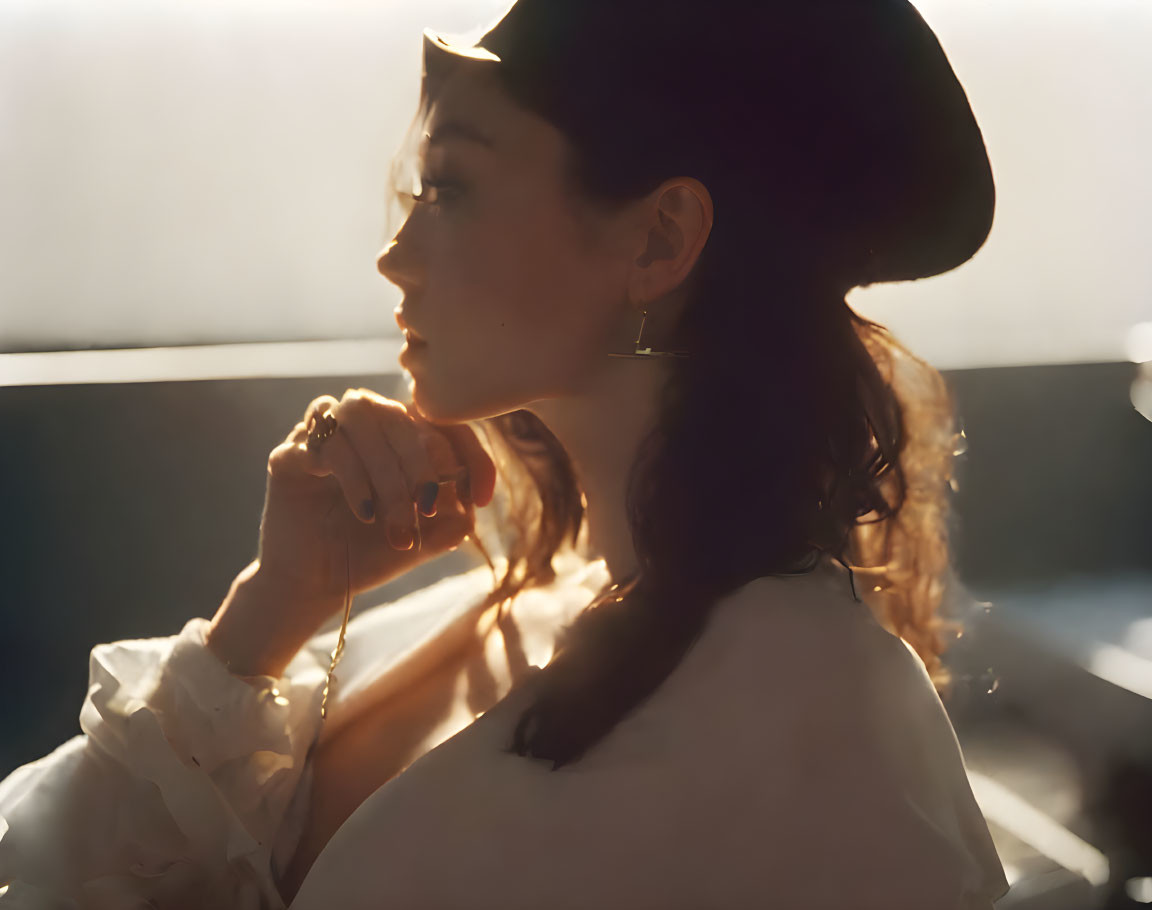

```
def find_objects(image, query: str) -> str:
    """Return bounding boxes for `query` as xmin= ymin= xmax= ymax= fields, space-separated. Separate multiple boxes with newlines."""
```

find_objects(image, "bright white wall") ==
xmin=1 ymin=0 xmax=1149 ymax=368
xmin=848 ymin=0 xmax=1152 ymax=368
xmin=0 ymin=0 xmax=511 ymax=354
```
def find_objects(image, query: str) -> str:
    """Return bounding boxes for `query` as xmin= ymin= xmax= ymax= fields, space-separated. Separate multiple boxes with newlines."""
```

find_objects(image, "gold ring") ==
xmin=306 ymin=411 xmax=338 ymax=454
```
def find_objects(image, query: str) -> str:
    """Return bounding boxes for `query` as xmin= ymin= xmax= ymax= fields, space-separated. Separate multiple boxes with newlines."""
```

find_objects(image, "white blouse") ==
xmin=0 ymin=551 xmax=1010 ymax=909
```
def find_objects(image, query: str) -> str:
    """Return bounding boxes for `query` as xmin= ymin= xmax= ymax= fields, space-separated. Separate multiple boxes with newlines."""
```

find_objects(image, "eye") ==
xmin=410 ymin=177 xmax=461 ymax=207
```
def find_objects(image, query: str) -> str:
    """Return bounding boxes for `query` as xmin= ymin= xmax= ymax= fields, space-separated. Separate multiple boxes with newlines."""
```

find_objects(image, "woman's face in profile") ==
xmin=377 ymin=63 xmax=634 ymax=424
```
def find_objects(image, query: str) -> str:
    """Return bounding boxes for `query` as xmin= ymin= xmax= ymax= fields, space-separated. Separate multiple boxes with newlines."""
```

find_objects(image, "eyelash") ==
xmin=409 ymin=177 xmax=460 ymax=207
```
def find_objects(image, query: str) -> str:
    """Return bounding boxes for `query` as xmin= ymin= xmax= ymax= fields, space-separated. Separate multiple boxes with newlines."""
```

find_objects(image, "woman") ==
xmin=0 ymin=0 xmax=1010 ymax=906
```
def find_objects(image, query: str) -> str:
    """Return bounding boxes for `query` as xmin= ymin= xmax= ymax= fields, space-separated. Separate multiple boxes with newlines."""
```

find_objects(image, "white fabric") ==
xmin=0 ymin=553 xmax=1010 ymax=908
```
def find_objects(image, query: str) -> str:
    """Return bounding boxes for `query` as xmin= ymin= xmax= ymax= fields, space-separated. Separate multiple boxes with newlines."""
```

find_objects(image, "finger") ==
xmin=335 ymin=397 xmax=420 ymax=539
xmin=269 ymin=393 xmax=340 ymax=478
xmin=414 ymin=427 xmax=467 ymax=515
xmin=303 ymin=394 xmax=340 ymax=431
xmin=398 ymin=402 xmax=476 ymax=508
xmin=372 ymin=402 xmax=446 ymax=516
xmin=269 ymin=419 xmax=328 ymax=481
xmin=308 ymin=427 xmax=378 ymax=524
xmin=435 ymin=423 xmax=497 ymax=508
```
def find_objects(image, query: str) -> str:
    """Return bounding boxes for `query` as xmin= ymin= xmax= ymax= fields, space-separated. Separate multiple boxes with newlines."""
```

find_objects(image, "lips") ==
xmin=395 ymin=309 xmax=428 ymax=344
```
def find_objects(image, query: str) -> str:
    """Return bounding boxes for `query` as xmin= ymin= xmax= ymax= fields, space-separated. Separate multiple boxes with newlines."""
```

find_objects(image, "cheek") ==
xmin=446 ymin=196 xmax=609 ymax=361
xmin=408 ymin=184 xmax=623 ymax=421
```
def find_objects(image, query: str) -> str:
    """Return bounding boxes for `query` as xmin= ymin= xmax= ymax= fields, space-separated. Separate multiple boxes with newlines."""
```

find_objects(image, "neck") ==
xmin=525 ymin=357 xmax=673 ymax=588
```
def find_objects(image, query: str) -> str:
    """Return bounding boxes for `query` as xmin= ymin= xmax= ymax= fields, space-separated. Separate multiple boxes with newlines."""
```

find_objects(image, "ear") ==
xmin=627 ymin=177 xmax=714 ymax=305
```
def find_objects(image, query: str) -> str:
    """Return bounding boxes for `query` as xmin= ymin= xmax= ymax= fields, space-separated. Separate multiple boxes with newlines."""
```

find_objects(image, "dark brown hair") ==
xmin=387 ymin=9 xmax=974 ymax=770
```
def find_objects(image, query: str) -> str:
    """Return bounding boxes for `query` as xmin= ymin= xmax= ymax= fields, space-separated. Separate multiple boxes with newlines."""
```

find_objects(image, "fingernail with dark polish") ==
xmin=417 ymin=481 xmax=439 ymax=515
xmin=389 ymin=525 xmax=414 ymax=550
xmin=360 ymin=498 xmax=375 ymax=520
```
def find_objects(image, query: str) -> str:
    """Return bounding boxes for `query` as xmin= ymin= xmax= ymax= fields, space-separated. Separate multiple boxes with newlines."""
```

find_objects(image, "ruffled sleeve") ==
xmin=0 ymin=616 xmax=329 ymax=910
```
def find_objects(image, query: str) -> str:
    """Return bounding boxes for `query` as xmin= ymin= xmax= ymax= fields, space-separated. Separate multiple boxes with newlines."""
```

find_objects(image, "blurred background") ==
xmin=1 ymin=0 xmax=1150 ymax=906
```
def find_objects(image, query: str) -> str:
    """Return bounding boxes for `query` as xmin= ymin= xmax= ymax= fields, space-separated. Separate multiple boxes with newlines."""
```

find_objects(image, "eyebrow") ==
xmin=423 ymin=120 xmax=495 ymax=150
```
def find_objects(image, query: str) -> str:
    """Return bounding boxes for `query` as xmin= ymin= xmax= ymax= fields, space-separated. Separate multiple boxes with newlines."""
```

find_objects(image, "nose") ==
xmin=376 ymin=236 xmax=419 ymax=292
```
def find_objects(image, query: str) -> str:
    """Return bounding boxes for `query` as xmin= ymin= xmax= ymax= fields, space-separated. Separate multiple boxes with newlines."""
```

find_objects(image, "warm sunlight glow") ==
xmin=968 ymin=770 xmax=1110 ymax=887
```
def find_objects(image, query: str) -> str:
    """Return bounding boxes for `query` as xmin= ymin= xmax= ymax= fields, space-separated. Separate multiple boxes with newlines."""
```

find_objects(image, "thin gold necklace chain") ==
xmin=315 ymin=479 xmax=440 ymax=721
xmin=319 ymin=526 xmax=353 ymax=721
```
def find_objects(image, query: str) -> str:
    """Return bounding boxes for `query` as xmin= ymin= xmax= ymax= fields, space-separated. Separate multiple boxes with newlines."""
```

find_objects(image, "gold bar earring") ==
xmin=606 ymin=307 xmax=693 ymax=359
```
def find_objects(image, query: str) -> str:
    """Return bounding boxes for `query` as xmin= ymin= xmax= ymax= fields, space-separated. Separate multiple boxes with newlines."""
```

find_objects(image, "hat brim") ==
xmin=423 ymin=28 xmax=501 ymax=65
xmin=420 ymin=28 xmax=502 ymax=97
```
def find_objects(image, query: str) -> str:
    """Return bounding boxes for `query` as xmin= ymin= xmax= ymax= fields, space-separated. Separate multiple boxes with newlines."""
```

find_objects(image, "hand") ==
xmin=254 ymin=388 xmax=496 ymax=632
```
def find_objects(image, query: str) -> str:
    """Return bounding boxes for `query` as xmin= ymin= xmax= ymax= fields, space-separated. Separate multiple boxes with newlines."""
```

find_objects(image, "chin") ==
xmin=405 ymin=378 xmax=506 ymax=426
xmin=404 ymin=354 xmax=558 ymax=425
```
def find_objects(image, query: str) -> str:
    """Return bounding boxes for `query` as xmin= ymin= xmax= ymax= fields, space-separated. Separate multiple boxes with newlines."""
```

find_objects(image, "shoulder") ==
xmin=293 ymin=559 xmax=1008 ymax=909
xmin=661 ymin=559 xmax=916 ymax=733
xmin=693 ymin=559 xmax=966 ymax=796
xmin=712 ymin=558 xmax=947 ymax=719
xmin=672 ymin=563 xmax=1010 ymax=906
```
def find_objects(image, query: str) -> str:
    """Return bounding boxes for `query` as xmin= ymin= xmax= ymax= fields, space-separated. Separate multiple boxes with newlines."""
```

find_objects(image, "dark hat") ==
xmin=420 ymin=0 xmax=995 ymax=288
